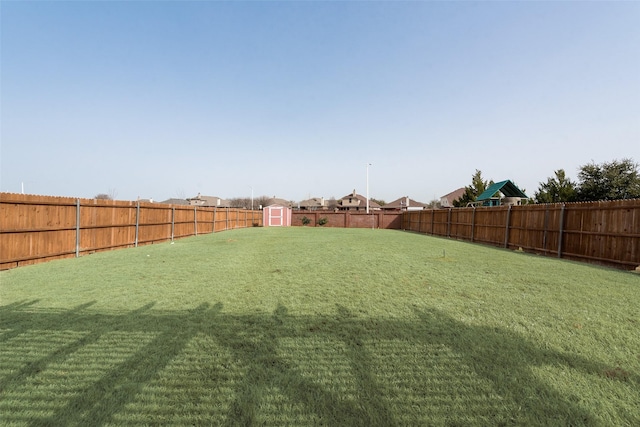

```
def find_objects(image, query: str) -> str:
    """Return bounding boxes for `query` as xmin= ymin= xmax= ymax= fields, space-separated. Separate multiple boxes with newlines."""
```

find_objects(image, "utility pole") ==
xmin=366 ymin=163 xmax=372 ymax=214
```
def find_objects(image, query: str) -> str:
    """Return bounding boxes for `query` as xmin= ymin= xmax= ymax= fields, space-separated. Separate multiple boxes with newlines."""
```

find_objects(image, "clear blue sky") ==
xmin=2 ymin=1 xmax=639 ymax=203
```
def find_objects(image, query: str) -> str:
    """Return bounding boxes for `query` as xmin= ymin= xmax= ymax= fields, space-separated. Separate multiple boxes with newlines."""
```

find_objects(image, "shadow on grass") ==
xmin=0 ymin=302 xmax=635 ymax=426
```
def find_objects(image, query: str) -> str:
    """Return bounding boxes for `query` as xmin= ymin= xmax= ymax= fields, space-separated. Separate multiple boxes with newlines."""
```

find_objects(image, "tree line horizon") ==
xmin=95 ymin=158 xmax=639 ymax=208
xmin=453 ymin=158 xmax=639 ymax=207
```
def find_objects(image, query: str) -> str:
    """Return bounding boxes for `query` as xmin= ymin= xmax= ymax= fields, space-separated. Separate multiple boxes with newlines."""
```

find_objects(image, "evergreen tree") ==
xmin=576 ymin=158 xmax=640 ymax=201
xmin=453 ymin=170 xmax=493 ymax=207
xmin=534 ymin=169 xmax=577 ymax=203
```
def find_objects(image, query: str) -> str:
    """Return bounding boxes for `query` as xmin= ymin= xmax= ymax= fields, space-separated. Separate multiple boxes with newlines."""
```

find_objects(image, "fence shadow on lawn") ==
xmin=1 ymin=302 xmax=633 ymax=426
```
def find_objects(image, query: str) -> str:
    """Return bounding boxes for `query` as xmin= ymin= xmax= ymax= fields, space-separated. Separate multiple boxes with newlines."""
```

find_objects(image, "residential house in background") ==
xmin=381 ymin=196 xmax=428 ymax=211
xmin=187 ymin=193 xmax=230 ymax=208
xmin=440 ymin=188 xmax=465 ymax=208
xmin=297 ymin=197 xmax=328 ymax=211
xmin=159 ymin=198 xmax=189 ymax=205
xmin=337 ymin=190 xmax=381 ymax=211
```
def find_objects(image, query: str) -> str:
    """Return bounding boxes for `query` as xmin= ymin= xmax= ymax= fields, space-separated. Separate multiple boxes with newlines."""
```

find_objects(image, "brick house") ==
xmin=337 ymin=190 xmax=381 ymax=211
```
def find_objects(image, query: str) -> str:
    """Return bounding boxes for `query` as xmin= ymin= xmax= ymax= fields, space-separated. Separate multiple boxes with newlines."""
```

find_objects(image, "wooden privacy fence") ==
xmin=2 ymin=193 xmax=638 ymax=270
xmin=402 ymin=199 xmax=640 ymax=270
xmin=0 ymin=193 xmax=262 ymax=270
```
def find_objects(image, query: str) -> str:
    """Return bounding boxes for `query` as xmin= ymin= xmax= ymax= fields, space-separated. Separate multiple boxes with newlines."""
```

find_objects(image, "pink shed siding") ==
xmin=263 ymin=205 xmax=292 ymax=227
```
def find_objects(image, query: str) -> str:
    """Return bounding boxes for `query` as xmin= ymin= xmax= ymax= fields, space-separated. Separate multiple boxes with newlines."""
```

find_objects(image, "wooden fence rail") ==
xmin=402 ymin=199 xmax=640 ymax=270
xmin=0 ymin=193 xmax=262 ymax=270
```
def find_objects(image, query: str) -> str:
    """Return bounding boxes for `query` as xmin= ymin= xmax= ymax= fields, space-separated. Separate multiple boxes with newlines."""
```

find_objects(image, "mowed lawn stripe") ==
xmin=1 ymin=227 xmax=638 ymax=425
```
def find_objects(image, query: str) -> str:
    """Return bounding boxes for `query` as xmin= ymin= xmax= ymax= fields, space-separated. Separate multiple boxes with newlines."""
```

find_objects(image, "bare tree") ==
xmin=256 ymin=195 xmax=271 ymax=209
xmin=426 ymin=198 xmax=442 ymax=209
xmin=327 ymin=197 xmax=338 ymax=210
xmin=229 ymin=197 xmax=251 ymax=209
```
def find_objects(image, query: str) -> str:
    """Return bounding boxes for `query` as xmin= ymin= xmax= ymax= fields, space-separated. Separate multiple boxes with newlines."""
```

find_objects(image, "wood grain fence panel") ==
xmin=413 ymin=201 xmax=638 ymax=269
xmin=80 ymin=201 xmax=137 ymax=252
xmin=473 ymin=207 xmax=505 ymax=246
xmin=508 ymin=205 xmax=543 ymax=251
xmin=449 ymin=209 xmax=472 ymax=240
xmin=411 ymin=211 xmax=420 ymax=232
xmin=0 ymin=229 xmax=77 ymax=267
xmin=136 ymin=204 xmax=167 ymax=244
xmin=1 ymin=194 xmax=265 ymax=269
xmin=137 ymin=203 xmax=172 ymax=244
xmin=403 ymin=211 xmax=418 ymax=232
xmin=0 ymin=194 xmax=78 ymax=267
xmin=560 ymin=201 xmax=640 ymax=266
xmin=196 ymin=208 xmax=214 ymax=234
xmin=563 ymin=204 xmax=590 ymax=262
xmin=541 ymin=205 xmax=562 ymax=256
xmin=432 ymin=210 xmax=449 ymax=236
xmin=172 ymin=206 xmax=196 ymax=238
xmin=227 ymin=209 xmax=238 ymax=228
xmin=251 ymin=210 xmax=263 ymax=227
xmin=214 ymin=208 xmax=228 ymax=232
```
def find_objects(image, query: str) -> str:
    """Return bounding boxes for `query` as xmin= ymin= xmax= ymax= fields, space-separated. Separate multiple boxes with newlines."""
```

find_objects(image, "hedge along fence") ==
xmin=0 ymin=193 xmax=262 ymax=270
xmin=402 ymin=199 xmax=640 ymax=270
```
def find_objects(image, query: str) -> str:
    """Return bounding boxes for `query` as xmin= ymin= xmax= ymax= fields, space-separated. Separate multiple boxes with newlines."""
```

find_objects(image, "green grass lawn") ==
xmin=1 ymin=227 xmax=638 ymax=426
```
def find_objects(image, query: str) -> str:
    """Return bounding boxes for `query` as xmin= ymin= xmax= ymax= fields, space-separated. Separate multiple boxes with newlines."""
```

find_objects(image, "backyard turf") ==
xmin=1 ymin=227 xmax=638 ymax=426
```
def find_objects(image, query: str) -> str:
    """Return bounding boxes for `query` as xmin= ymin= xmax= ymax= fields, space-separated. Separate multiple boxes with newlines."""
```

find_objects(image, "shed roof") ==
xmin=476 ymin=180 xmax=527 ymax=201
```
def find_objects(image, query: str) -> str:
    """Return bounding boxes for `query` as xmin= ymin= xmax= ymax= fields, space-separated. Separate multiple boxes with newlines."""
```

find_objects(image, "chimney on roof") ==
xmin=353 ymin=189 xmax=357 ymax=197
xmin=406 ymin=196 xmax=410 ymax=208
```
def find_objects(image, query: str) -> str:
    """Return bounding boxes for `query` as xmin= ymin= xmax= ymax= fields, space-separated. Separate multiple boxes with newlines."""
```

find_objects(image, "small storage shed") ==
xmin=263 ymin=205 xmax=292 ymax=227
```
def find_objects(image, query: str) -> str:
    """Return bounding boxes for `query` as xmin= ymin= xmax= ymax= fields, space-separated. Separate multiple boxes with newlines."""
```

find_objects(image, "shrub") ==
xmin=317 ymin=217 xmax=328 ymax=226
xmin=301 ymin=216 xmax=311 ymax=226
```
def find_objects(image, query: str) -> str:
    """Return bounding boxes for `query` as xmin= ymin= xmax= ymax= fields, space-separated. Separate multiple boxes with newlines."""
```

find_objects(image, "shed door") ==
xmin=269 ymin=207 xmax=284 ymax=226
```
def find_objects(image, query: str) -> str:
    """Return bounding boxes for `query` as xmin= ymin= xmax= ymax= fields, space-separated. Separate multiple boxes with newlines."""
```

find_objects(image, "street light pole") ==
xmin=249 ymin=186 xmax=254 ymax=210
xmin=366 ymin=163 xmax=371 ymax=214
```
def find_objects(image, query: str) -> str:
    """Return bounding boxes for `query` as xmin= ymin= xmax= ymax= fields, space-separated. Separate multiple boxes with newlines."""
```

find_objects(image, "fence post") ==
xmin=135 ymin=202 xmax=140 ymax=247
xmin=471 ymin=206 xmax=476 ymax=242
xmin=557 ymin=203 xmax=565 ymax=258
xmin=226 ymin=207 xmax=229 ymax=230
xmin=171 ymin=207 xmax=175 ymax=242
xmin=447 ymin=209 xmax=452 ymax=238
xmin=194 ymin=207 xmax=198 ymax=236
xmin=504 ymin=205 xmax=512 ymax=248
xmin=75 ymin=199 xmax=81 ymax=257
xmin=542 ymin=207 xmax=549 ymax=255
xmin=431 ymin=210 xmax=435 ymax=235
